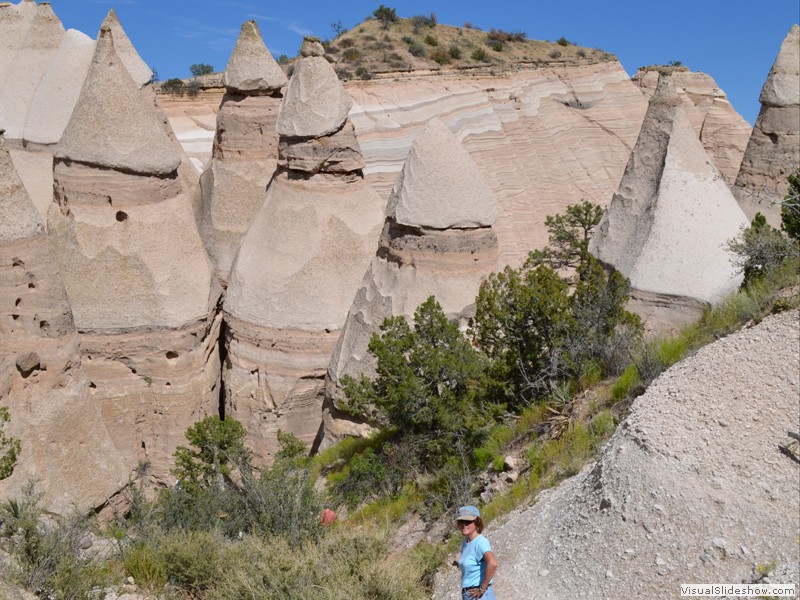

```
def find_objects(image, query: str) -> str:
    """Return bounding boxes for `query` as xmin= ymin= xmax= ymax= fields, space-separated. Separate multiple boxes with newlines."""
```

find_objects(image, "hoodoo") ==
xmin=321 ymin=118 xmax=499 ymax=445
xmin=224 ymin=38 xmax=384 ymax=463
xmin=589 ymin=73 xmax=748 ymax=330
xmin=0 ymin=1 xmax=64 ymax=140
xmin=47 ymin=26 xmax=221 ymax=484
xmin=0 ymin=0 xmax=37 ymax=87
xmin=734 ymin=24 xmax=800 ymax=225
xmin=0 ymin=132 xmax=127 ymax=513
xmin=100 ymin=8 xmax=152 ymax=89
xmin=199 ymin=20 xmax=287 ymax=285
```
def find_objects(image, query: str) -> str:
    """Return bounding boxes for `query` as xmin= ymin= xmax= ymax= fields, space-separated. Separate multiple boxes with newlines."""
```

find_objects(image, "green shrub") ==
xmin=408 ymin=43 xmax=425 ymax=57
xmin=556 ymin=36 xmax=571 ymax=46
xmin=189 ymin=63 xmax=213 ymax=76
xmin=577 ymin=49 xmax=586 ymax=58
xmin=339 ymin=38 xmax=355 ymax=48
xmin=355 ymin=66 xmax=373 ymax=80
xmin=424 ymin=34 xmax=438 ymax=46
xmin=782 ymin=168 xmax=800 ymax=241
xmin=0 ymin=406 xmax=20 ymax=480
xmin=430 ymin=48 xmax=450 ymax=64
xmin=342 ymin=47 xmax=362 ymax=61
xmin=123 ymin=542 xmax=167 ymax=590
xmin=727 ymin=212 xmax=799 ymax=285
xmin=487 ymin=28 xmax=525 ymax=43
xmin=161 ymin=78 xmax=184 ymax=94
xmin=549 ymin=49 xmax=562 ymax=59
xmin=448 ymin=45 xmax=462 ymax=59
xmin=610 ymin=364 xmax=640 ymax=401
xmin=471 ymin=47 xmax=488 ymax=61
xmin=159 ymin=530 xmax=225 ymax=592
xmin=373 ymin=4 xmax=398 ymax=29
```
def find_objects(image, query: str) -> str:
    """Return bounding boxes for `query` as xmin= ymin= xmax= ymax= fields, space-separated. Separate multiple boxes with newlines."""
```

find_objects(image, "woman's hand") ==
xmin=467 ymin=588 xmax=485 ymax=599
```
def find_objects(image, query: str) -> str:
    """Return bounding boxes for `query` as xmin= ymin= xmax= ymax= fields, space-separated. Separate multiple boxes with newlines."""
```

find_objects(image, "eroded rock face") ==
xmin=589 ymin=74 xmax=748 ymax=330
xmin=200 ymin=20 xmax=285 ymax=285
xmin=101 ymin=9 xmax=152 ymax=89
xmin=224 ymin=49 xmax=384 ymax=463
xmin=434 ymin=309 xmax=800 ymax=599
xmin=321 ymin=118 xmax=499 ymax=446
xmin=734 ymin=24 xmax=800 ymax=225
xmin=632 ymin=68 xmax=751 ymax=183
xmin=0 ymin=133 xmax=127 ymax=514
xmin=0 ymin=0 xmax=36 ymax=88
xmin=47 ymin=27 xmax=220 ymax=484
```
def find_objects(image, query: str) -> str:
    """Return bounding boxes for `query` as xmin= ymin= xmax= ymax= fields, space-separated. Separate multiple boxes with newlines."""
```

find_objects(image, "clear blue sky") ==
xmin=50 ymin=0 xmax=798 ymax=125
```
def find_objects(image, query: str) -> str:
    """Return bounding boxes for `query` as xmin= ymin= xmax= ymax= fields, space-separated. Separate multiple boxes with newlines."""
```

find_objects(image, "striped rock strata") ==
xmin=734 ymin=24 xmax=800 ymax=226
xmin=47 ymin=27 xmax=221 ymax=484
xmin=0 ymin=132 xmax=127 ymax=513
xmin=199 ymin=20 xmax=286 ymax=285
xmin=321 ymin=118 xmax=499 ymax=446
xmin=589 ymin=74 xmax=748 ymax=330
xmin=224 ymin=44 xmax=384 ymax=463
xmin=632 ymin=68 xmax=751 ymax=184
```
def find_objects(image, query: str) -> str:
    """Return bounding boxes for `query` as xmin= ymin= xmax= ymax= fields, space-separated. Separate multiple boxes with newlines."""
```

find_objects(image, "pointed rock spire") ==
xmin=23 ymin=29 xmax=95 ymax=145
xmin=56 ymin=25 xmax=179 ymax=175
xmin=734 ymin=24 xmax=800 ymax=225
xmin=101 ymin=9 xmax=152 ymax=88
xmin=223 ymin=20 xmax=286 ymax=93
xmin=276 ymin=42 xmax=351 ymax=137
xmin=387 ymin=118 xmax=497 ymax=229
xmin=0 ymin=1 xmax=35 ymax=86
xmin=0 ymin=2 xmax=64 ymax=139
xmin=590 ymin=73 xmax=748 ymax=309
xmin=0 ymin=131 xmax=41 ymax=242
xmin=759 ymin=24 xmax=799 ymax=107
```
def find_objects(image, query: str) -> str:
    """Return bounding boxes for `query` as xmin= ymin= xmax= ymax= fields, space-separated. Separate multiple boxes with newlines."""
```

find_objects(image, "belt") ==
xmin=462 ymin=584 xmax=492 ymax=592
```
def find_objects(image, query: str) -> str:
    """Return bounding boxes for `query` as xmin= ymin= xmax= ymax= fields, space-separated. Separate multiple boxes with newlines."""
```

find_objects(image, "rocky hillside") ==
xmin=434 ymin=309 xmax=800 ymax=599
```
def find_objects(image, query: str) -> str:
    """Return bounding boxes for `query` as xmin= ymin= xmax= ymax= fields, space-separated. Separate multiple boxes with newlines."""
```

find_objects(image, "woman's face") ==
xmin=457 ymin=519 xmax=476 ymax=537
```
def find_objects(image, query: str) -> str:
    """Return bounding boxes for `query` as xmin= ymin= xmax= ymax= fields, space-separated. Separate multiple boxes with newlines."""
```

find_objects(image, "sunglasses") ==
xmin=456 ymin=520 xmax=475 ymax=527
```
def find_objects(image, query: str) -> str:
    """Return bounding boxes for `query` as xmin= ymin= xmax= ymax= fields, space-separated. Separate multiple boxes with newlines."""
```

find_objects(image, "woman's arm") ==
xmin=469 ymin=551 xmax=497 ymax=598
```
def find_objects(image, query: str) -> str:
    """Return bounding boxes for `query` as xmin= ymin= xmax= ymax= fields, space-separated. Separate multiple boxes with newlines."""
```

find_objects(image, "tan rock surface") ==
xmin=46 ymin=27 xmax=220 ymax=483
xmin=222 ymin=20 xmax=286 ymax=93
xmin=22 ymin=29 xmax=95 ymax=145
xmin=276 ymin=55 xmax=352 ymax=138
xmin=0 ymin=2 xmax=64 ymax=139
xmin=734 ymin=25 xmax=800 ymax=225
xmin=434 ymin=309 xmax=800 ymax=599
xmin=322 ymin=119 xmax=499 ymax=445
xmin=633 ymin=69 xmax=751 ymax=183
xmin=589 ymin=75 xmax=748 ymax=325
xmin=0 ymin=134 xmax=127 ymax=514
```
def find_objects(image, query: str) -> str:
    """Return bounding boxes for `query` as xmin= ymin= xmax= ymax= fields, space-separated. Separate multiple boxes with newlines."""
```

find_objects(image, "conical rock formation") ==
xmin=200 ymin=20 xmax=285 ymax=285
xmin=0 ymin=2 xmax=64 ymax=139
xmin=321 ymin=118 xmax=499 ymax=446
xmin=0 ymin=133 xmax=127 ymax=514
xmin=101 ymin=9 xmax=152 ymax=88
xmin=0 ymin=0 xmax=36 ymax=88
xmin=734 ymin=24 xmax=800 ymax=225
xmin=47 ymin=27 xmax=221 ymax=484
xmin=224 ymin=45 xmax=384 ymax=463
xmin=589 ymin=74 xmax=748 ymax=330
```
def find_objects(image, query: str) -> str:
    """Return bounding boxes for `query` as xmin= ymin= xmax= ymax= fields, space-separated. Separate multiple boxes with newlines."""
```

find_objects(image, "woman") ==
xmin=456 ymin=505 xmax=497 ymax=599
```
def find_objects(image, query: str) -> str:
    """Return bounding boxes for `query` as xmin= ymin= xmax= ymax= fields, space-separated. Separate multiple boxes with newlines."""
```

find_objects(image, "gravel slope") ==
xmin=434 ymin=309 xmax=800 ymax=599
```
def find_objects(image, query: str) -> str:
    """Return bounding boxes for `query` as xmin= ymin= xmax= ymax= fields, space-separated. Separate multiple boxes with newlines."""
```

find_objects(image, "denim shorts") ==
xmin=461 ymin=585 xmax=496 ymax=600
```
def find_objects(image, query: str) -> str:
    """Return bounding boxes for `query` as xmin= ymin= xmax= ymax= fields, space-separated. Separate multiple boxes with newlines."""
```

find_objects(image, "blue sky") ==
xmin=50 ymin=1 xmax=798 ymax=124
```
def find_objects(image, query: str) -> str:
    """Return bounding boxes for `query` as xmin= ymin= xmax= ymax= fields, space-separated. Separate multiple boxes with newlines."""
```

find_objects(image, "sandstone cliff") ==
xmin=734 ymin=24 xmax=800 ymax=226
xmin=47 ymin=27 xmax=221 ymax=484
